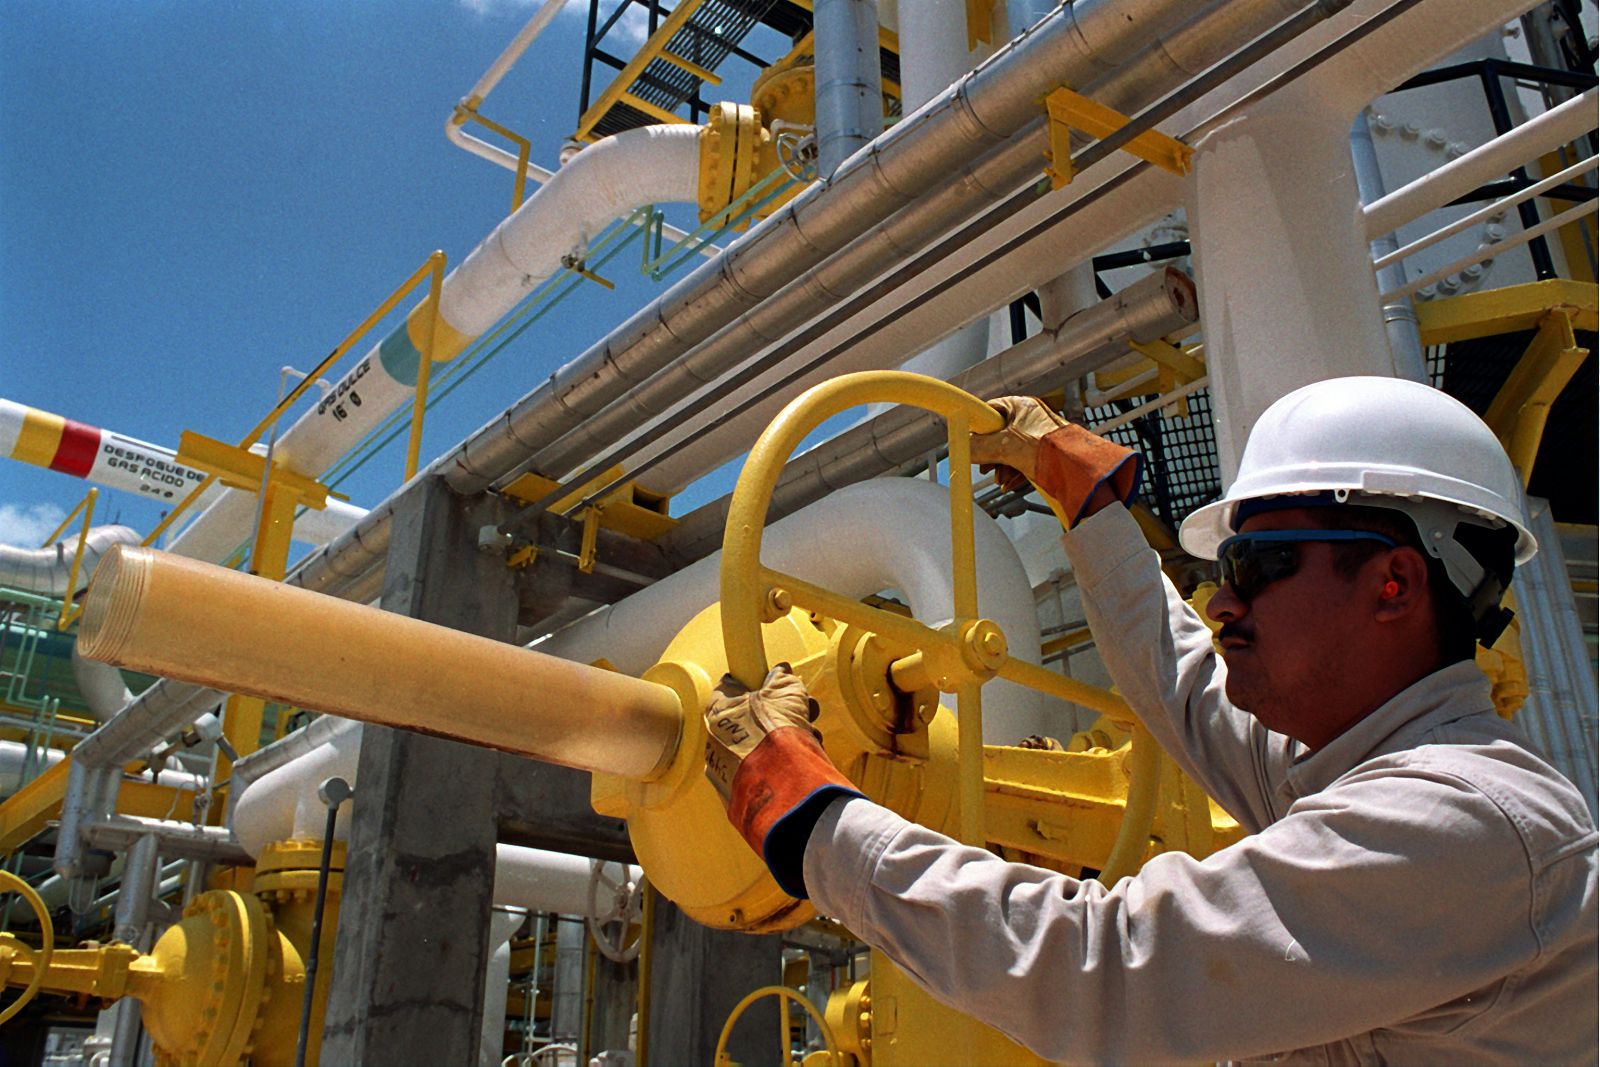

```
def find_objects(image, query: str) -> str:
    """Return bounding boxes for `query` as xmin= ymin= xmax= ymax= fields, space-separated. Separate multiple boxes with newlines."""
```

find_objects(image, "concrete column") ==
xmin=320 ymin=477 xmax=520 ymax=1065
xmin=1187 ymin=99 xmax=1401 ymax=477
xmin=588 ymin=951 xmax=637 ymax=1059
xmin=645 ymin=896 xmax=783 ymax=1066
xmin=814 ymin=0 xmax=883 ymax=176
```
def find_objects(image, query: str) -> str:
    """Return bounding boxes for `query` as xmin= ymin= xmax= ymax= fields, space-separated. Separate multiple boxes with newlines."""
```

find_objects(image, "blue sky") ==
xmin=1 ymin=1 xmax=780 ymax=550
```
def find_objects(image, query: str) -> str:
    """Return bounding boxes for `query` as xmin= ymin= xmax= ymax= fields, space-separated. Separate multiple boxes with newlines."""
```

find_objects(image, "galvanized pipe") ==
xmin=814 ymin=0 xmax=884 ymax=177
xmin=520 ymin=0 xmax=1316 ymax=488
xmin=78 ymin=546 xmax=683 ymax=782
xmin=659 ymin=267 xmax=1197 ymax=562
xmin=285 ymin=0 xmax=1340 ymax=604
xmin=437 ymin=0 xmax=1222 ymax=498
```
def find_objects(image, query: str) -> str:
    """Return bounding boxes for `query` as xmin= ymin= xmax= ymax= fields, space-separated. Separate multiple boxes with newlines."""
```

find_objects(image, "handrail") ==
xmin=141 ymin=250 xmax=448 ymax=549
xmin=41 ymin=487 xmax=97 ymax=631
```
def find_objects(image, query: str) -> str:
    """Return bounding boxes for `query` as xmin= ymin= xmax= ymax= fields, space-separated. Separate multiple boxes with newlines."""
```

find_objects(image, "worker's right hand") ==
xmin=970 ymin=396 xmax=1143 ymax=527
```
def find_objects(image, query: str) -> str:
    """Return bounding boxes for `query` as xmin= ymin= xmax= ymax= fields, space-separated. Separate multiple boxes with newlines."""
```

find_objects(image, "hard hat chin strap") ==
xmin=1376 ymin=498 xmax=1514 ymax=647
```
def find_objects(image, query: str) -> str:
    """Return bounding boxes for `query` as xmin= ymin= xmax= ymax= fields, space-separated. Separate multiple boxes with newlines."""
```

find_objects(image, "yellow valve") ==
xmin=719 ymin=371 xmax=1158 ymax=857
xmin=0 ymin=843 xmax=342 ymax=1067
xmin=0 ymin=867 xmax=53 ymax=1027
xmin=716 ymin=984 xmax=841 ymax=1067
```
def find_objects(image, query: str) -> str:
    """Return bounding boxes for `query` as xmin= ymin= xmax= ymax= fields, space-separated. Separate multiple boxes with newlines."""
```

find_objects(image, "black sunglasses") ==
xmin=1216 ymin=529 xmax=1399 ymax=602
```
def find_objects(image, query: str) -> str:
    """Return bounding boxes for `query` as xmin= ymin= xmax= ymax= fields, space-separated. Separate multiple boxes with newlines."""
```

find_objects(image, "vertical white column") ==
xmin=1187 ymin=98 xmax=1401 ymax=477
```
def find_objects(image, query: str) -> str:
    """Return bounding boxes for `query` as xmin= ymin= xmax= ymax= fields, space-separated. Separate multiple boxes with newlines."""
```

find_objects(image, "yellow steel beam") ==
xmin=619 ymin=91 xmax=694 ymax=127
xmin=658 ymin=50 xmax=722 ymax=85
xmin=573 ymin=0 xmax=709 ymax=142
xmin=175 ymin=432 xmax=330 ymax=509
xmin=1483 ymin=307 xmax=1590 ymax=486
xmin=1044 ymin=87 xmax=1192 ymax=190
xmin=1413 ymin=278 xmax=1599 ymax=345
xmin=0 ymin=759 xmax=199 ymax=854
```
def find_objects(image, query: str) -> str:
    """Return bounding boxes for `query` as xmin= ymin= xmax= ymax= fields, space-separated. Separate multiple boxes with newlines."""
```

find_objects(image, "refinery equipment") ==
xmin=0 ymin=0 xmax=1594 ymax=1064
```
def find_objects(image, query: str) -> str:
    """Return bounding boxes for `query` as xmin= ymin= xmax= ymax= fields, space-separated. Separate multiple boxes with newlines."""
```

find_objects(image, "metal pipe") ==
xmin=657 ymin=268 xmax=1196 ymax=563
xmin=1351 ymin=110 xmax=1428 ymax=382
xmin=78 ymin=546 xmax=683 ymax=782
xmin=106 ymin=832 xmax=160 ymax=1067
xmin=513 ymin=0 xmax=1322 ymax=492
xmin=284 ymin=0 xmax=1346 ymax=603
xmin=82 ymin=815 xmax=251 ymax=865
xmin=1362 ymin=87 xmax=1599 ymax=237
xmin=433 ymin=0 xmax=1231 ymax=499
xmin=814 ymin=0 xmax=884 ymax=177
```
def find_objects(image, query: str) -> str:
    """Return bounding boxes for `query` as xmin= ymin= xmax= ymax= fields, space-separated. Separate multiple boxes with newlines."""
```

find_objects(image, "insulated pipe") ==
xmin=1362 ymin=87 xmax=1599 ymax=239
xmin=164 ymin=123 xmax=703 ymax=562
xmin=529 ymin=0 xmax=1338 ymax=497
xmin=284 ymin=0 xmax=1342 ymax=603
xmin=436 ymin=0 xmax=1223 ymax=498
xmin=0 ymin=399 xmax=365 ymax=556
xmin=77 ymin=546 xmax=683 ymax=782
xmin=480 ymin=907 xmax=527 ymax=1067
xmin=658 ymin=268 xmax=1197 ymax=562
xmin=0 ymin=524 xmax=139 ymax=597
xmin=542 ymin=478 xmax=1054 ymax=741
xmin=814 ymin=0 xmax=885 ymax=177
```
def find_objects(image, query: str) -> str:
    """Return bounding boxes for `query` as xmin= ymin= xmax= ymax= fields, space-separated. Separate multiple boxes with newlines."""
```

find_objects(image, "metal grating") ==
xmin=580 ymin=0 xmax=901 ymax=140
xmin=1084 ymin=388 xmax=1223 ymax=530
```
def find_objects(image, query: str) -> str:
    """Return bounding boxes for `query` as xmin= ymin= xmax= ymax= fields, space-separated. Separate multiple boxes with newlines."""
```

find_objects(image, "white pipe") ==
xmin=1375 ymin=153 xmax=1599 ymax=271
xmin=1380 ymin=199 xmax=1597 ymax=302
xmin=0 ymin=741 xmax=203 ymax=798
xmin=229 ymin=722 xmax=641 ymax=912
xmin=481 ymin=906 xmax=529 ymax=1067
xmin=540 ymin=478 xmax=1053 ymax=741
xmin=0 ymin=523 xmax=140 ymax=596
xmin=468 ymin=0 xmax=571 ymax=102
xmin=1363 ymin=87 xmax=1599 ymax=239
xmin=168 ymin=124 xmax=704 ymax=561
xmin=71 ymin=641 xmax=132 ymax=722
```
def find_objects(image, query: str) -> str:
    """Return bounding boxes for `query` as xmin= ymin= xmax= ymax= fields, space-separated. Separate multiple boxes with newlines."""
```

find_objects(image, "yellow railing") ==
xmin=41 ymin=487 xmax=98 ymax=631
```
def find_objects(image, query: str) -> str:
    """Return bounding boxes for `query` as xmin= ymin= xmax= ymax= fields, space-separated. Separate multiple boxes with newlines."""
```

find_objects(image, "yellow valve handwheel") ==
xmin=720 ymin=370 xmax=1157 ymax=865
xmin=0 ymin=868 xmax=55 ymax=1027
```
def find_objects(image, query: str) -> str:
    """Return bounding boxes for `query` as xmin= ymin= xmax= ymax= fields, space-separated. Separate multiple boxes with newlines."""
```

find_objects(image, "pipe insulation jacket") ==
xmin=0 ymin=523 xmax=139 ymax=597
xmin=78 ymin=545 xmax=684 ymax=782
xmin=660 ymin=269 xmax=1197 ymax=562
xmin=512 ymin=0 xmax=1305 ymax=489
xmin=227 ymin=717 xmax=638 ymax=917
xmin=281 ymin=0 xmax=1339 ymax=605
xmin=541 ymin=478 xmax=1053 ymax=741
xmin=436 ymin=0 xmax=1229 ymax=498
xmin=163 ymin=125 xmax=702 ymax=561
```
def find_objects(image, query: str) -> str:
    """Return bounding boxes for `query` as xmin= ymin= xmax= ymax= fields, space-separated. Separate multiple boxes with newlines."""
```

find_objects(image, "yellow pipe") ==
xmin=78 ymin=546 xmax=684 ymax=782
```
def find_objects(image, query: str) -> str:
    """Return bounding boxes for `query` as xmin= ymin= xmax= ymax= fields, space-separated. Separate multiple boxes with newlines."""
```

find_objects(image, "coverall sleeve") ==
xmin=804 ymin=766 xmax=1540 ymax=1066
xmin=1061 ymin=505 xmax=1290 ymax=831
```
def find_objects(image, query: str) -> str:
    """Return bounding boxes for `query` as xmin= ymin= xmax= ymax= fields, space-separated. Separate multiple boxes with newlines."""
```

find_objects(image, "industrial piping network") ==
xmin=47 ymin=0 xmax=1573 ymax=895
xmin=18 ymin=2 xmax=1593 ymax=1062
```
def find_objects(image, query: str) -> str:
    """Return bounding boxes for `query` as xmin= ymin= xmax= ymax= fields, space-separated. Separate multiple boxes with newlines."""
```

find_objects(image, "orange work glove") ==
xmin=704 ymin=664 xmax=863 ymax=899
xmin=970 ymin=396 xmax=1142 ymax=527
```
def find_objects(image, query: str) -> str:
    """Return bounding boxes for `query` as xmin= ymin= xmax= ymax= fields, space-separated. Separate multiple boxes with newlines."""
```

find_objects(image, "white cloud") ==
xmin=456 ymin=0 xmax=651 ymax=47
xmin=0 ymin=502 xmax=68 ymax=547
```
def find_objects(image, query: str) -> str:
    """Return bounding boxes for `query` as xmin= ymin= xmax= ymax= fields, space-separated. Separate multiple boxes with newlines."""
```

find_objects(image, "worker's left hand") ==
xmin=703 ymin=664 xmax=863 ymax=899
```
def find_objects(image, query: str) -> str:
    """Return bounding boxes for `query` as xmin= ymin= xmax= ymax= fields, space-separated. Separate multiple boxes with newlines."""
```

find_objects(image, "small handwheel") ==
xmin=586 ymin=859 xmax=643 ymax=963
xmin=719 ymin=370 xmax=1157 ymax=871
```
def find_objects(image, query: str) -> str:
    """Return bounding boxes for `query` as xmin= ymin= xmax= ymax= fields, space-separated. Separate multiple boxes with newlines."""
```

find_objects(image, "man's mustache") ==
xmin=1218 ymin=623 xmax=1253 ymax=645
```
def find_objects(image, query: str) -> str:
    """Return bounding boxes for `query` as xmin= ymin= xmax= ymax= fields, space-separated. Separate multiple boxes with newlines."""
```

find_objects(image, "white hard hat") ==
xmin=1179 ymin=377 xmax=1536 ymax=583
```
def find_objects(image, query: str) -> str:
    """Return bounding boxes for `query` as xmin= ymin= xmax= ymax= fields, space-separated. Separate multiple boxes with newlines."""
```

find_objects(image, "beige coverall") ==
xmin=803 ymin=505 xmax=1598 ymax=1065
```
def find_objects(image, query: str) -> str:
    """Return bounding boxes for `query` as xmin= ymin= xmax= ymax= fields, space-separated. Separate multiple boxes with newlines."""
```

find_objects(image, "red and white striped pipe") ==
xmin=0 ymin=398 xmax=206 ymax=502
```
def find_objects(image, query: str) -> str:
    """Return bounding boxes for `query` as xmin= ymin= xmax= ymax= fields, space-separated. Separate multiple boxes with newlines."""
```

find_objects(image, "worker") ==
xmin=703 ymin=376 xmax=1598 ymax=1065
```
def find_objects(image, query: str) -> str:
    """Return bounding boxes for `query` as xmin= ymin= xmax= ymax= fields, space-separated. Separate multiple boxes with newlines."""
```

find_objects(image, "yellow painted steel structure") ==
xmin=0 ymin=839 xmax=342 ymax=1067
